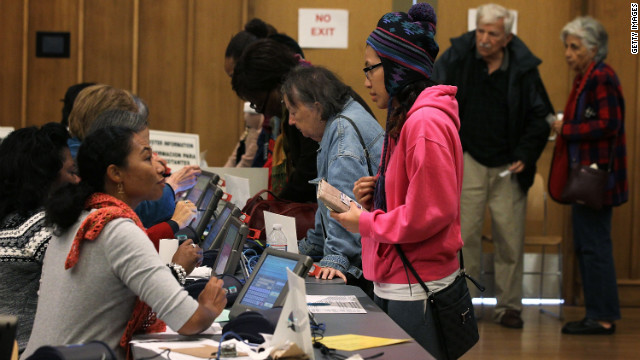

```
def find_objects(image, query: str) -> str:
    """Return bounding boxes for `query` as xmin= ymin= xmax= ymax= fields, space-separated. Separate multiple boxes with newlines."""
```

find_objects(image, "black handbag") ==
xmin=395 ymin=246 xmax=484 ymax=360
xmin=560 ymin=140 xmax=614 ymax=210
xmin=560 ymin=164 xmax=609 ymax=209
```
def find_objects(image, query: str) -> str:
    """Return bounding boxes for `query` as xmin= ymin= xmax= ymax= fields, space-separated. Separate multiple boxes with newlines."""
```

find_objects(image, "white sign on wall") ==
xmin=298 ymin=8 xmax=349 ymax=49
xmin=149 ymin=129 xmax=200 ymax=171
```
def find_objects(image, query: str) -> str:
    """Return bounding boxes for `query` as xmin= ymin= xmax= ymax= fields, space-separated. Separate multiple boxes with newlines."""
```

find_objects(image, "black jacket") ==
xmin=433 ymin=31 xmax=553 ymax=192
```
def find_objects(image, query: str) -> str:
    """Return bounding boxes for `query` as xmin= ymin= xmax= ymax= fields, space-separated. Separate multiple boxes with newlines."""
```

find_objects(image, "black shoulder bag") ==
xmin=560 ymin=139 xmax=615 ymax=210
xmin=395 ymin=246 xmax=485 ymax=360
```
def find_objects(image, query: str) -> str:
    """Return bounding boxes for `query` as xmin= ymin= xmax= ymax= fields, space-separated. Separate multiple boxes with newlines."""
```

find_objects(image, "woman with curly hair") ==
xmin=0 ymin=123 xmax=79 ymax=353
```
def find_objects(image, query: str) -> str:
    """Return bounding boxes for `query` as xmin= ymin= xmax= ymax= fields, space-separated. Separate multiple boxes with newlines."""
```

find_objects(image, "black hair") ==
xmin=388 ymin=78 xmax=439 ymax=139
xmin=225 ymin=31 xmax=258 ymax=60
xmin=46 ymin=126 xmax=135 ymax=231
xmin=225 ymin=18 xmax=274 ymax=60
xmin=61 ymin=82 xmax=96 ymax=127
xmin=225 ymin=18 xmax=304 ymax=61
xmin=281 ymin=66 xmax=351 ymax=120
xmin=89 ymin=109 xmax=148 ymax=135
xmin=231 ymin=39 xmax=299 ymax=101
xmin=0 ymin=123 xmax=70 ymax=218
xmin=269 ymin=33 xmax=305 ymax=58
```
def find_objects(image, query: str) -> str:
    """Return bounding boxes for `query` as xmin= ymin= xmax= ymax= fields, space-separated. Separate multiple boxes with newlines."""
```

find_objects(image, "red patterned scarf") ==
xmin=65 ymin=193 xmax=166 ymax=359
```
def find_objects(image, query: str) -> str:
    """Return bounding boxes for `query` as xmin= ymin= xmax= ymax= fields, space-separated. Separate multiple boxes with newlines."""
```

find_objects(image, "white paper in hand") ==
xmin=317 ymin=179 xmax=363 ymax=213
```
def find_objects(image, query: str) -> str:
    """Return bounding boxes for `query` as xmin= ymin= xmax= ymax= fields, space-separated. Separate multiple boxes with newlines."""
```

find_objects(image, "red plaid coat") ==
xmin=549 ymin=61 xmax=628 ymax=206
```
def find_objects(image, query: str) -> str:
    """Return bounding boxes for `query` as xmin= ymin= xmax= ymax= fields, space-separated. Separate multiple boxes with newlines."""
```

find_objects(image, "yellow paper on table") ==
xmin=318 ymin=334 xmax=411 ymax=351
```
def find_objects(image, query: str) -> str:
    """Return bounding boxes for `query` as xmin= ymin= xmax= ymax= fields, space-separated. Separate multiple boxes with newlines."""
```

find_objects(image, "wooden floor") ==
xmin=462 ymin=305 xmax=640 ymax=359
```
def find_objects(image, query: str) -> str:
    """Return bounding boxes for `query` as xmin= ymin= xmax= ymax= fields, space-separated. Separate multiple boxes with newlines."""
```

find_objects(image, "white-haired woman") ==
xmin=549 ymin=16 xmax=627 ymax=335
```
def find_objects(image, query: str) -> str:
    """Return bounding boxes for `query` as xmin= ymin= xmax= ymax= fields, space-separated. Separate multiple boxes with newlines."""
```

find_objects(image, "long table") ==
xmin=306 ymin=281 xmax=434 ymax=359
xmin=132 ymin=279 xmax=434 ymax=359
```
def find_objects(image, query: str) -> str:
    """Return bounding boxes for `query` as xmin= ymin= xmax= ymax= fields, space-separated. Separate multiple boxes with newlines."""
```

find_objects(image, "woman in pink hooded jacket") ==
xmin=332 ymin=3 xmax=464 ymax=358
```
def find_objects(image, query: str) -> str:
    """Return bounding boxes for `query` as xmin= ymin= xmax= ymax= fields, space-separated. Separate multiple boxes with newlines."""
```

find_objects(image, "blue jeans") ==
xmin=374 ymin=296 xmax=446 ymax=359
xmin=572 ymin=204 xmax=620 ymax=321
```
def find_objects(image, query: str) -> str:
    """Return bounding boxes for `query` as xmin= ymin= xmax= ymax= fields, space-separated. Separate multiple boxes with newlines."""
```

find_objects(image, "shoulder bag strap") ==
xmin=336 ymin=115 xmax=373 ymax=176
xmin=394 ymin=244 xmax=432 ymax=294
xmin=319 ymin=115 xmax=371 ymax=241
xmin=394 ymin=246 xmax=485 ymax=294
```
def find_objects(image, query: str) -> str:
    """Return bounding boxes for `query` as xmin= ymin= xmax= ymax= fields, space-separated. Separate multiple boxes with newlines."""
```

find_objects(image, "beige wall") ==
xmin=1 ymin=0 xmax=246 ymax=167
xmin=0 ymin=0 xmax=637 ymax=305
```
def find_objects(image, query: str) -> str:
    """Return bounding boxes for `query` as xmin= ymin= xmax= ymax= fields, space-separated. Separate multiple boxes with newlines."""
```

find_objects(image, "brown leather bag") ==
xmin=560 ymin=164 xmax=609 ymax=210
xmin=241 ymin=189 xmax=317 ymax=241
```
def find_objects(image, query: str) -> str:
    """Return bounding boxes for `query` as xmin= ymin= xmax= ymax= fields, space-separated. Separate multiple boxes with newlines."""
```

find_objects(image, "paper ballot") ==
xmin=316 ymin=179 xmax=363 ymax=213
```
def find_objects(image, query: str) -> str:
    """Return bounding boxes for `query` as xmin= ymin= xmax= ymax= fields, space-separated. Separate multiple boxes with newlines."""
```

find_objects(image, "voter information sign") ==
xmin=149 ymin=129 xmax=200 ymax=171
xmin=298 ymin=8 xmax=348 ymax=49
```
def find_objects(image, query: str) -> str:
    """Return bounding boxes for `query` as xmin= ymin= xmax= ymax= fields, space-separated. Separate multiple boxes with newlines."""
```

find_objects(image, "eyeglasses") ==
xmin=363 ymin=62 xmax=382 ymax=80
xmin=249 ymin=91 xmax=271 ymax=114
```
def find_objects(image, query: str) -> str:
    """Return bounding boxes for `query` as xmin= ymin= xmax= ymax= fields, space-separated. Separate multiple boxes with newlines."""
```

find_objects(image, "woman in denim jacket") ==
xmin=281 ymin=66 xmax=383 ymax=295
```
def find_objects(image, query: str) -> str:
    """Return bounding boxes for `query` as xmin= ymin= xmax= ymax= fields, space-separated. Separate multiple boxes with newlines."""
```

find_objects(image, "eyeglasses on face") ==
xmin=363 ymin=62 xmax=383 ymax=80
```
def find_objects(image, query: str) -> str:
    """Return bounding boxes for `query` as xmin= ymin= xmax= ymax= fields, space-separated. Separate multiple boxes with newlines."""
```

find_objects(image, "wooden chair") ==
xmin=480 ymin=173 xmax=563 ymax=319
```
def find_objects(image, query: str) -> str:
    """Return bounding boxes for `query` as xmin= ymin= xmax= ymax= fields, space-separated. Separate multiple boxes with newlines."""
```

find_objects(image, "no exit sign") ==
xmin=298 ymin=8 xmax=349 ymax=49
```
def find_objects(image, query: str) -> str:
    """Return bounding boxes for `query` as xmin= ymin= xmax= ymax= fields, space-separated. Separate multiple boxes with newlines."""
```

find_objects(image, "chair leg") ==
xmin=478 ymin=246 xmax=485 ymax=319
xmin=538 ymin=245 xmax=563 ymax=320
xmin=538 ymin=247 xmax=545 ymax=312
xmin=557 ymin=243 xmax=564 ymax=320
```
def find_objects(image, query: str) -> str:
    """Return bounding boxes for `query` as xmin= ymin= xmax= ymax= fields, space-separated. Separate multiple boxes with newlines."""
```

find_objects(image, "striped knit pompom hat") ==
xmin=366 ymin=2 xmax=439 ymax=97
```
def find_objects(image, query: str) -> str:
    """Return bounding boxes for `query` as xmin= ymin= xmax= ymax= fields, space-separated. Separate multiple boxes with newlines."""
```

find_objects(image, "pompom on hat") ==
xmin=366 ymin=3 xmax=439 ymax=96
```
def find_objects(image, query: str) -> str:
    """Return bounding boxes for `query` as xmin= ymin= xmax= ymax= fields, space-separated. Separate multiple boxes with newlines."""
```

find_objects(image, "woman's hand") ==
xmin=171 ymin=200 xmax=197 ymax=229
xmin=315 ymin=266 xmax=347 ymax=282
xmin=552 ymin=119 xmax=563 ymax=135
xmin=199 ymin=277 xmax=227 ymax=314
xmin=353 ymin=175 xmax=378 ymax=211
xmin=330 ymin=201 xmax=363 ymax=234
xmin=171 ymin=239 xmax=203 ymax=275
xmin=178 ymin=277 xmax=227 ymax=335
xmin=166 ymin=165 xmax=202 ymax=194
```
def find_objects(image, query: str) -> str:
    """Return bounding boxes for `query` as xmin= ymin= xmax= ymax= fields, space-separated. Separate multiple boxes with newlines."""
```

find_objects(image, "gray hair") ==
xmin=476 ymin=3 xmax=514 ymax=35
xmin=88 ymin=109 xmax=148 ymax=135
xmin=133 ymin=95 xmax=149 ymax=121
xmin=561 ymin=16 xmax=608 ymax=62
xmin=281 ymin=66 xmax=351 ymax=121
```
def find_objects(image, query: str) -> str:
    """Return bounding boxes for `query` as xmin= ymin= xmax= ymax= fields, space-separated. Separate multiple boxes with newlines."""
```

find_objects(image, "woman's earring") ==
xmin=117 ymin=183 xmax=125 ymax=198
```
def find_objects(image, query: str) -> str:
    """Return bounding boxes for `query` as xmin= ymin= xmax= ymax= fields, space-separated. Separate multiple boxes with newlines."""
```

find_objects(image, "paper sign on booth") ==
xmin=223 ymin=174 xmax=251 ymax=209
xmin=149 ymin=129 xmax=200 ymax=172
xmin=298 ymin=8 xmax=348 ymax=49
